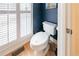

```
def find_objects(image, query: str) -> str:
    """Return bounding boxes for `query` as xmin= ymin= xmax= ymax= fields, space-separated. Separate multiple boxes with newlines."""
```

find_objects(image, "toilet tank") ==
xmin=43 ymin=21 xmax=57 ymax=35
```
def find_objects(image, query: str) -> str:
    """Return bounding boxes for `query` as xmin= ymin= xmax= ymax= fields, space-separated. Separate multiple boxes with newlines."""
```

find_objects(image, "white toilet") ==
xmin=30 ymin=21 xmax=57 ymax=56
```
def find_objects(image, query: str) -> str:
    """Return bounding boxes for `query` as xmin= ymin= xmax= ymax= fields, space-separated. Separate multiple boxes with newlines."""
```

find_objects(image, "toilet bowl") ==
xmin=30 ymin=32 xmax=49 ymax=50
xmin=30 ymin=32 xmax=50 ymax=55
xmin=30 ymin=21 xmax=57 ymax=56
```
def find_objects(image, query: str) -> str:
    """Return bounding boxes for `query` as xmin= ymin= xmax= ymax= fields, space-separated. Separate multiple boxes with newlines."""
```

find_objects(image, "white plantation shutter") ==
xmin=20 ymin=3 xmax=32 ymax=37
xmin=0 ymin=3 xmax=32 ymax=47
xmin=0 ymin=14 xmax=8 ymax=46
xmin=20 ymin=3 xmax=31 ymax=11
xmin=0 ymin=4 xmax=17 ymax=46
xmin=0 ymin=4 xmax=8 ymax=10
xmin=8 ymin=4 xmax=16 ymax=11
xmin=20 ymin=13 xmax=27 ymax=37
xmin=26 ymin=13 xmax=32 ymax=35
xmin=8 ymin=14 xmax=17 ymax=42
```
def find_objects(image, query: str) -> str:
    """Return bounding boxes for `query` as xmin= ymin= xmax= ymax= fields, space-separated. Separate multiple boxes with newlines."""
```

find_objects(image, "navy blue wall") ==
xmin=33 ymin=3 xmax=45 ymax=34
xmin=45 ymin=8 xmax=58 ymax=24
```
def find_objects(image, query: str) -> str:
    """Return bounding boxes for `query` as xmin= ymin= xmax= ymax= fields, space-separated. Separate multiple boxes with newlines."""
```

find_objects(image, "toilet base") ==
xmin=33 ymin=45 xmax=49 ymax=56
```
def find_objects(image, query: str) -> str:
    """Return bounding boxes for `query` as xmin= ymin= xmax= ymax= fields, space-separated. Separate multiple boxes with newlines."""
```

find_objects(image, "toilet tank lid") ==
xmin=31 ymin=32 xmax=49 ymax=45
xmin=43 ymin=21 xmax=56 ymax=27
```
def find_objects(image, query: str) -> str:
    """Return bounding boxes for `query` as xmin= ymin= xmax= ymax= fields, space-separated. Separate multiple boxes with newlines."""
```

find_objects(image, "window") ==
xmin=20 ymin=4 xmax=32 ymax=37
xmin=0 ymin=3 xmax=32 ymax=47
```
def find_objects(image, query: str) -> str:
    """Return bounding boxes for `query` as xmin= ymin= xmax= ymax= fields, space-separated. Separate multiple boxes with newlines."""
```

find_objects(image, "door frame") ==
xmin=58 ymin=3 xmax=71 ymax=56
xmin=65 ymin=4 xmax=71 ymax=56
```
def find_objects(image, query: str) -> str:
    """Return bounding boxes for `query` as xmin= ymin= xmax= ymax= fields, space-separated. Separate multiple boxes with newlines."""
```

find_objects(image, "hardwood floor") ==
xmin=18 ymin=41 xmax=57 ymax=56
xmin=46 ymin=41 xmax=57 ymax=56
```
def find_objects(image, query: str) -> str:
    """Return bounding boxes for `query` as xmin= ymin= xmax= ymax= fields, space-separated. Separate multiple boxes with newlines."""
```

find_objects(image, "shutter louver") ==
xmin=0 ymin=4 xmax=17 ymax=46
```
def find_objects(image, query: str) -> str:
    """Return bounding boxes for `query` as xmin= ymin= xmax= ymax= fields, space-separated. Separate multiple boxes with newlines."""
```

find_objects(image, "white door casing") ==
xmin=58 ymin=3 xmax=67 ymax=56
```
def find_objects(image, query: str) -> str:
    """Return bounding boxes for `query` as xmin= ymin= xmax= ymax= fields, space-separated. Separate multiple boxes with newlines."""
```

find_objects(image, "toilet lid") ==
xmin=30 ymin=32 xmax=49 ymax=45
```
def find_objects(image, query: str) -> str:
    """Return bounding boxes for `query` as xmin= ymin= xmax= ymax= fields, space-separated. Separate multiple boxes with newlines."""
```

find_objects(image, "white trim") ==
xmin=66 ymin=4 xmax=71 ymax=56
xmin=16 ymin=3 xmax=20 ymax=40
xmin=58 ymin=3 xmax=66 ymax=56
xmin=31 ymin=3 xmax=33 ymax=35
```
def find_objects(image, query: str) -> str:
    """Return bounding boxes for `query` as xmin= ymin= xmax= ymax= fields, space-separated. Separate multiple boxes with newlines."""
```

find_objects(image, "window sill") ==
xmin=0 ymin=34 xmax=33 ymax=56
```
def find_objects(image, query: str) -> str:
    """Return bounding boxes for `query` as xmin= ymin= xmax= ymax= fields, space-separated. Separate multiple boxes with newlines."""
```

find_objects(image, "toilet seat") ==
xmin=31 ymin=32 xmax=49 ymax=45
xmin=30 ymin=32 xmax=49 ymax=50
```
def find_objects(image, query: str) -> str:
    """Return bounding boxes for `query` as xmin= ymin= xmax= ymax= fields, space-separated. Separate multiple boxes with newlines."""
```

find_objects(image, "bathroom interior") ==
xmin=0 ymin=3 xmax=58 ymax=56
